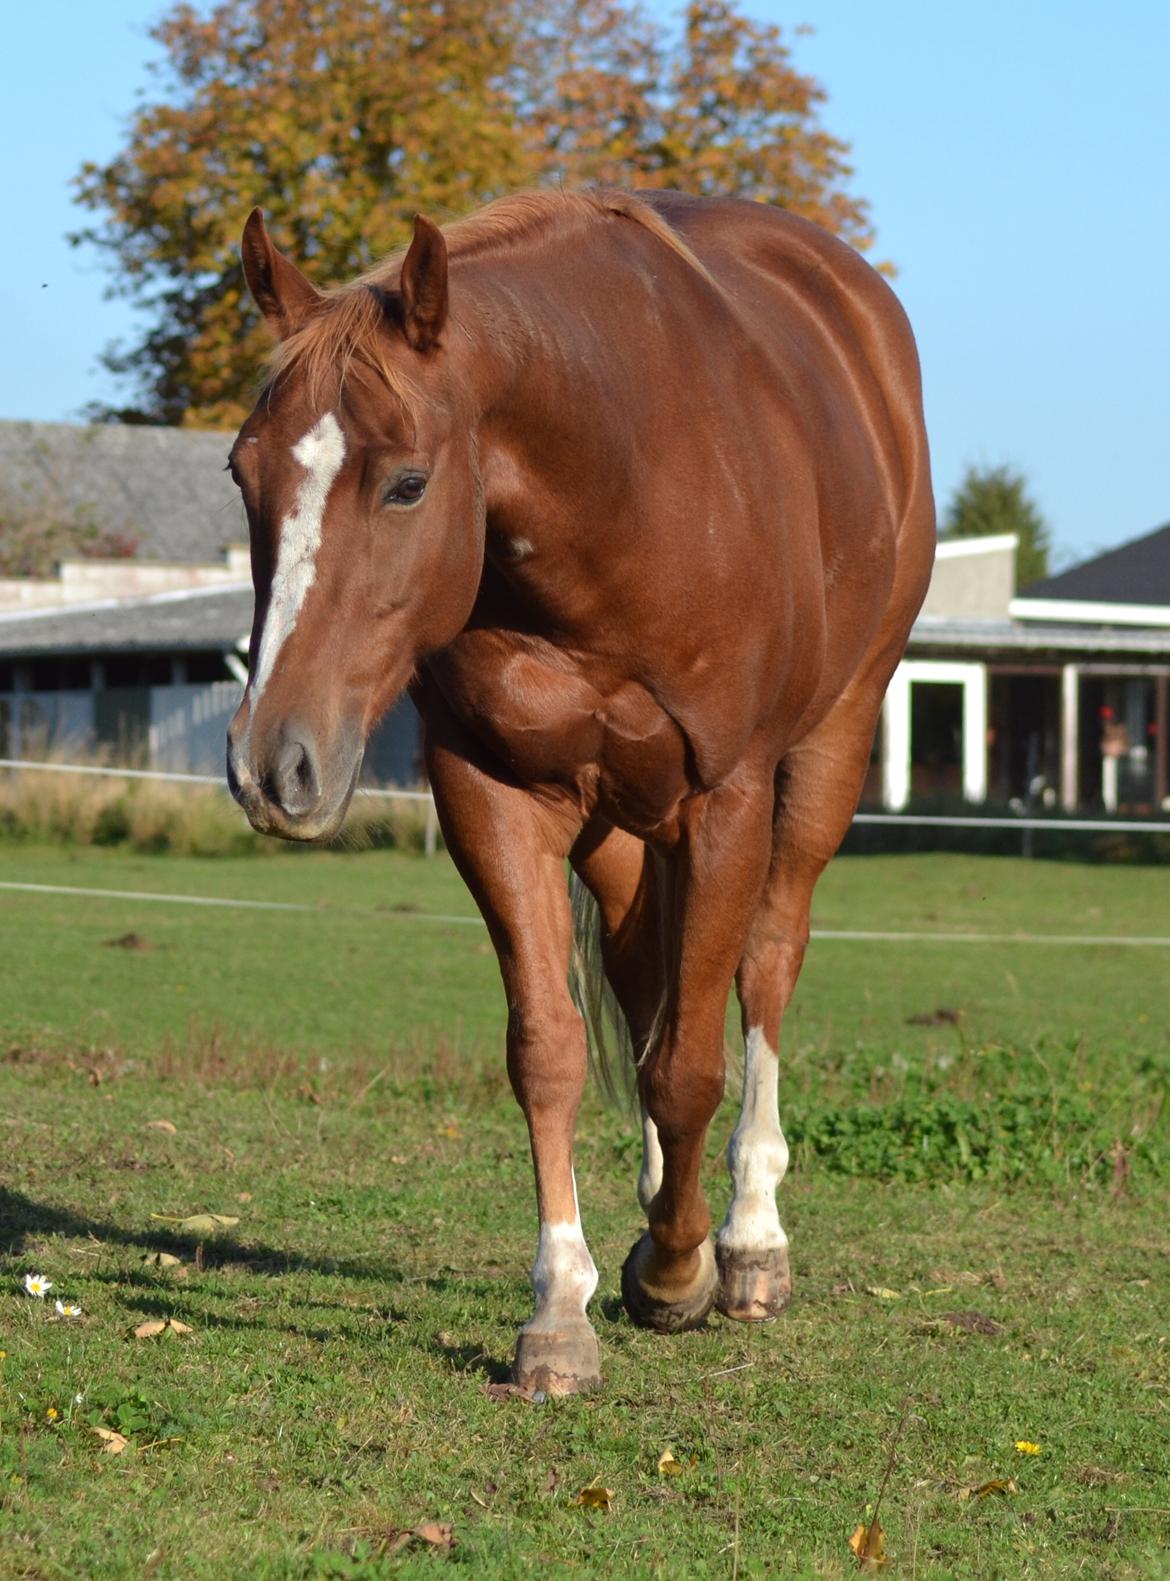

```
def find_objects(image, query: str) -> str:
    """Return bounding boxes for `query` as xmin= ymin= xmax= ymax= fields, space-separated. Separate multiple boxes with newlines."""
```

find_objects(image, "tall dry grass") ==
xmin=0 ymin=756 xmax=436 ymax=857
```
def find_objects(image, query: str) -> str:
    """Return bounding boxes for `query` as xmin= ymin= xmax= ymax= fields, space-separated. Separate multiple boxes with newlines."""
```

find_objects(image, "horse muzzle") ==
xmin=227 ymin=712 xmax=362 ymax=842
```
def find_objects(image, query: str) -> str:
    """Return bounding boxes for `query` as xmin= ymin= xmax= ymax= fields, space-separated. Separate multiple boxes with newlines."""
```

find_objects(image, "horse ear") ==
xmin=399 ymin=215 xmax=448 ymax=353
xmin=241 ymin=208 xmax=321 ymax=339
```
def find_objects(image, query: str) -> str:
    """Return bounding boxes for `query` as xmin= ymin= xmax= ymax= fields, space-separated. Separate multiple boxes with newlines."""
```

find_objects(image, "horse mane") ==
xmin=263 ymin=189 xmax=714 ymax=412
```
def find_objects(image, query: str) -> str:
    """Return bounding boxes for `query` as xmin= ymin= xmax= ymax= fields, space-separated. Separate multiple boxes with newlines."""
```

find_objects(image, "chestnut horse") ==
xmin=226 ymin=188 xmax=934 ymax=1394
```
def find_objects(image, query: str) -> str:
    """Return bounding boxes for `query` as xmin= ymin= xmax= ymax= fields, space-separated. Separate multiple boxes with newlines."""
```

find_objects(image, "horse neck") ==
xmin=453 ymin=254 xmax=640 ymax=557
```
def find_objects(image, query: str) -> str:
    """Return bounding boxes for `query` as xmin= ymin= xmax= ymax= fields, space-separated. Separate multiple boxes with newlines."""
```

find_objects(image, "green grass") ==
xmin=2 ymin=847 xmax=1169 ymax=1578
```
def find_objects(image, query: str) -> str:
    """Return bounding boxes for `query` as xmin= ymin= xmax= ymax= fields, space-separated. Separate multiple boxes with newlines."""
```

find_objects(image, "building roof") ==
xmin=0 ymin=420 xmax=242 ymax=565
xmin=1022 ymin=521 xmax=1170 ymax=605
xmin=910 ymin=615 xmax=1170 ymax=657
xmin=0 ymin=584 xmax=252 ymax=657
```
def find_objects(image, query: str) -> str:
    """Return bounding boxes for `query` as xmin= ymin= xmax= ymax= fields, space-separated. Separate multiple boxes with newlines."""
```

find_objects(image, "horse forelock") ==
xmin=260 ymin=188 xmax=713 ymax=414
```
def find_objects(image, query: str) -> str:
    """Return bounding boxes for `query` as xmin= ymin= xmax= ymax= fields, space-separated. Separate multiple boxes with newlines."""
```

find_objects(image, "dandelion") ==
xmin=1015 ymin=1440 xmax=1042 ymax=1455
xmin=23 ymin=1274 xmax=52 ymax=1299
xmin=54 ymin=1300 xmax=82 ymax=1320
xmin=45 ymin=1407 xmax=59 ymax=1422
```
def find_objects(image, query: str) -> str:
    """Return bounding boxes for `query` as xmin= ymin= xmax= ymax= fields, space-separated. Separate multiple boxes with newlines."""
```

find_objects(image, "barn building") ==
xmin=882 ymin=527 xmax=1170 ymax=813
xmin=0 ymin=421 xmax=419 ymax=782
xmin=2 ymin=421 xmax=1168 ymax=809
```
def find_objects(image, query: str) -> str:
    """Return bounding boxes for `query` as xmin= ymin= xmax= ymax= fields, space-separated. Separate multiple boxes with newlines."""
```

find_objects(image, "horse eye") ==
xmin=383 ymin=472 xmax=428 ymax=507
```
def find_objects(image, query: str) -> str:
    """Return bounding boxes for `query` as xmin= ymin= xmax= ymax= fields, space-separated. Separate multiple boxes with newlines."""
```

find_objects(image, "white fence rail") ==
xmin=0 ymin=757 xmax=430 ymax=801
xmin=3 ymin=757 xmax=1170 ymax=838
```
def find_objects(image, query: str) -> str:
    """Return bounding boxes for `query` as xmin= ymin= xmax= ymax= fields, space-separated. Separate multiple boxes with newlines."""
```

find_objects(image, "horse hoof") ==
xmin=714 ymin=1241 xmax=792 ymax=1321
xmin=513 ymin=1323 xmax=601 ymax=1396
xmin=621 ymin=1232 xmax=717 ymax=1333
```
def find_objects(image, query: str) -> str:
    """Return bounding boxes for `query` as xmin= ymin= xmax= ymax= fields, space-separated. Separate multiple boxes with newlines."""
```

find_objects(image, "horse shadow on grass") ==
xmin=0 ymin=1185 xmax=403 ymax=1284
xmin=2 ymin=1186 xmax=520 ymax=1371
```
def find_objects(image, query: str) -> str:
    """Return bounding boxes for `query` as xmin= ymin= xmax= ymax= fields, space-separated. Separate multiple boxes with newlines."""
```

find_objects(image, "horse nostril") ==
xmin=266 ymin=730 xmax=322 ymax=819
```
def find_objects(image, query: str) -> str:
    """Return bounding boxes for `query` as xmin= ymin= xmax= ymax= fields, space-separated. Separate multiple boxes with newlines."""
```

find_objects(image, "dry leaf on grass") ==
xmin=848 ymin=1517 xmax=888 ymax=1567
xmin=958 ymin=1478 xmax=1017 ymax=1500
xmin=150 ymin=1212 xmax=239 ymax=1235
xmin=866 ymin=1287 xmax=902 ymax=1301
xmin=145 ymin=1120 xmax=177 ymax=1134
xmin=385 ymin=1522 xmax=453 ymax=1554
xmin=133 ymin=1317 xmax=193 ymax=1339
xmin=92 ymin=1427 xmax=129 ymax=1455
xmin=142 ymin=1252 xmax=183 ymax=1269
xmin=656 ymin=1447 xmax=697 ymax=1478
xmin=572 ymin=1483 xmax=612 ymax=1510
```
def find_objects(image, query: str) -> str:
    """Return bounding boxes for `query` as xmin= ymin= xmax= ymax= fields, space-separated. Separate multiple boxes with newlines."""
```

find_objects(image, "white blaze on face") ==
xmin=718 ymin=1026 xmax=789 ymax=1253
xmin=250 ymin=413 xmax=346 ymax=707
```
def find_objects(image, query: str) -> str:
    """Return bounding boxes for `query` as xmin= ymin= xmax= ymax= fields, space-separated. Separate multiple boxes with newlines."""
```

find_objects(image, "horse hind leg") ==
xmin=620 ymin=779 xmax=775 ymax=1333
xmin=716 ymin=920 xmax=803 ymax=1321
xmin=717 ymin=688 xmax=889 ymax=1320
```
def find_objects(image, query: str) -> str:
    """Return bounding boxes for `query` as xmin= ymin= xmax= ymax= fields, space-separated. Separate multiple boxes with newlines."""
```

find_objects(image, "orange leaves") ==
xmin=72 ymin=0 xmax=874 ymax=425
xmin=848 ymin=1517 xmax=888 ymax=1568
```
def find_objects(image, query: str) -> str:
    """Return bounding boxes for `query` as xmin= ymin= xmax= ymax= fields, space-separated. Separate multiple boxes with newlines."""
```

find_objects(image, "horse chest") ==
xmin=430 ymin=637 xmax=693 ymax=831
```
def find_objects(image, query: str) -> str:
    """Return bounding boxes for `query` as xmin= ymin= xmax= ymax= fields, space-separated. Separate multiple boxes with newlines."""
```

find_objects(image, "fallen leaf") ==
xmin=142 ymin=1252 xmax=183 ymax=1269
xmin=384 ymin=1523 xmax=455 ymax=1555
xmin=848 ymin=1517 xmax=888 ymax=1567
xmin=546 ymin=1466 xmax=559 ymax=1493
xmin=573 ymin=1483 xmax=612 ymax=1510
xmin=150 ymin=1212 xmax=239 ymax=1235
xmin=657 ymin=1447 xmax=685 ymax=1477
xmin=146 ymin=1120 xmax=177 ymax=1135
xmin=959 ymin=1478 xmax=1018 ymax=1501
xmin=866 ymin=1287 xmax=901 ymax=1301
xmin=92 ymin=1427 xmax=129 ymax=1455
xmin=439 ymin=1124 xmax=462 ymax=1139
xmin=133 ymin=1317 xmax=193 ymax=1339
xmin=236 ymin=1192 xmax=253 ymax=1203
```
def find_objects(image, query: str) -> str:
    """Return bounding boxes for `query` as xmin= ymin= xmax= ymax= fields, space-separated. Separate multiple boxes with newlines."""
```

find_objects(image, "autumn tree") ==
xmin=942 ymin=464 xmax=1053 ymax=588
xmin=72 ymin=0 xmax=877 ymax=427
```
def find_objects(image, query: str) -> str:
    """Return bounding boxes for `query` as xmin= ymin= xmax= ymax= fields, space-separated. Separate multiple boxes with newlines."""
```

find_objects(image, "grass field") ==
xmin=2 ymin=845 xmax=1169 ymax=1578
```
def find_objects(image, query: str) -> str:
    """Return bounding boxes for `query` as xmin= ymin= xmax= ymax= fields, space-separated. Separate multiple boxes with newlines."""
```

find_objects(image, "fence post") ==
xmin=424 ymin=797 xmax=438 ymax=858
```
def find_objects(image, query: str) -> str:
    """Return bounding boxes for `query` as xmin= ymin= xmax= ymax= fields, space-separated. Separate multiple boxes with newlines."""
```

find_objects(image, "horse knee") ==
xmin=506 ymin=1002 xmax=587 ymax=1111
xmin=640 ymin=1048 xmax=725 ymax=1137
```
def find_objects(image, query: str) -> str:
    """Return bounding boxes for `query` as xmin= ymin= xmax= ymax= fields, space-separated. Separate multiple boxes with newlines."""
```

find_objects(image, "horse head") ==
xmin=226 ymin=210 xmax=484 ymax=840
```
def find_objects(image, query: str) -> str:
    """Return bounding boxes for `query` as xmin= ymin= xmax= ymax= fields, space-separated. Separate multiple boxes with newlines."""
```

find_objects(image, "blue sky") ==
xmin=2 ymin=0 xmax=1166 ymax=564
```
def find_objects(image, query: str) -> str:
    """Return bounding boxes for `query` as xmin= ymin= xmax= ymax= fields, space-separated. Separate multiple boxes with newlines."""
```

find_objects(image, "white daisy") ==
xmin=23 ymin=1273 xmax=52 ymax=1299
xmin=54 ymin=1299 xmax=82 ymax=1319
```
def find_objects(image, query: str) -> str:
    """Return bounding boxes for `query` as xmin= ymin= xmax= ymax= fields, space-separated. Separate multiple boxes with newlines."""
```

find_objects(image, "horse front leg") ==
xmin=425 ymin=710 xmax=600 ymax=1394
xmin=621 ymin=778 xmax=773 ymax=1333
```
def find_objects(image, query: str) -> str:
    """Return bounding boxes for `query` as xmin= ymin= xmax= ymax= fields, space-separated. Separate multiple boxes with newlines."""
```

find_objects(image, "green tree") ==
xmin=942 ymin=464 xmax=1053 ymax=589
xmin=71 ymin=0 xmax=877 ymax=428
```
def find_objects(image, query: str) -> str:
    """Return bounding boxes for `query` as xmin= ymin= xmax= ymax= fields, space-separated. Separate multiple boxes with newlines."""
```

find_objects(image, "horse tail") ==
xmin=568 ymin=873 xmax=638 ymax=1108
xmin=568 ymin=863 xmax=672 ymax=1109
